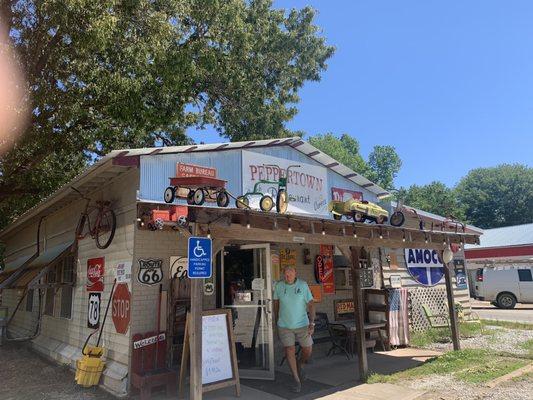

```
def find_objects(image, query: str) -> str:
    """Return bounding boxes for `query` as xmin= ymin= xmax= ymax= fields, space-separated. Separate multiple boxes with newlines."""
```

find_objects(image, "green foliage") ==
xmin=308 ymin=133 xmax=402 ymax=189
xmin=368 ymin=349 xmax=528 ymax=384
xmin=0 ymin=0 xmax=334 ymax=227
xmin=367 ymin=145 xmax=402 ymax=190
xmin=409 ymin=322 xmax=487 ymax=348
xmin=455 ymin=164 xmax=533 ymax=229
xmin=403 ymin=181 xmax=465 ymax=220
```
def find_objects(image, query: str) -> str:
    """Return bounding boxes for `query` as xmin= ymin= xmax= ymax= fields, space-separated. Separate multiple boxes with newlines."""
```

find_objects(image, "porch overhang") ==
xmin=184 ymin=207 xmax=480 ymax=250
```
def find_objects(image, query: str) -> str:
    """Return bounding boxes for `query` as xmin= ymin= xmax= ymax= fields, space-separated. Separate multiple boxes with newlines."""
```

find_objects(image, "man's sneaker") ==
xmin=291 ymin=380 xmax=302 ymax=393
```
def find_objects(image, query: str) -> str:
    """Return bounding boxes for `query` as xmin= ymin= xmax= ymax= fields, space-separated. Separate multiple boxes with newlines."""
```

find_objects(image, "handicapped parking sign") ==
xmin=188 ymin=237 xmax=212 ymax=278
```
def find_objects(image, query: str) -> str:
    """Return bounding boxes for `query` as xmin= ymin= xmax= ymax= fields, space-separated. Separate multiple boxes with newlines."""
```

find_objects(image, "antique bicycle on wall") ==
xmin=72 ymin=187 xmax=117 ymax=249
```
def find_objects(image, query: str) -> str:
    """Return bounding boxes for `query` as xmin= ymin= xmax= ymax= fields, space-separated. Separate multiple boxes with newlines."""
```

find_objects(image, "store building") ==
xmin=464 ymin=223 xmax=533 ymax=296
xmin=0 ymin=137 xmax=480 ymax=397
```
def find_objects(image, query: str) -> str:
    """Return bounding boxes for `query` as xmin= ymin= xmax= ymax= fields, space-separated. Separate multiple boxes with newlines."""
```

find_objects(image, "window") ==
xmin=26 ymin=289 xmax=34 ymax=312
xmin=518 ymin=269 xmax=532 ymax=282
xmin=44 ymin=255 xmax=76 ymax=318
xmin=60 ymin=286 xmax=73 ymax=318
xmin=44 ymin=288 xmax=55 ymax=316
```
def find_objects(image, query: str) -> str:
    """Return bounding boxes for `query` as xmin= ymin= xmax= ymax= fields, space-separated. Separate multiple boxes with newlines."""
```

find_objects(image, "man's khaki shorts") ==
xmin=278 ymin=326 xmax=313 ymax=348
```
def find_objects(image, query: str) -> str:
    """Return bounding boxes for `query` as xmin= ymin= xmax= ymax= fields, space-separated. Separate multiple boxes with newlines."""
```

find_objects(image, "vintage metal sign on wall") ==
xmin=137 ymin=259 xmax=164 ymax=285
xmin=112 ymin=283 xmax=131 ymax=334
xmin=87 ymin=292 xmax=101 ymax=329
xmin=86 ymin=257 xmax=105 ymax=292
xmin=404 ymin=249 xmax=444 ymax=286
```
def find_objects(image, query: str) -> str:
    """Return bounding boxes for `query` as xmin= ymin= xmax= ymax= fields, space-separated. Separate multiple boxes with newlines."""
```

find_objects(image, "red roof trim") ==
xmin=465 ymin=245 xmax=533 ymax=259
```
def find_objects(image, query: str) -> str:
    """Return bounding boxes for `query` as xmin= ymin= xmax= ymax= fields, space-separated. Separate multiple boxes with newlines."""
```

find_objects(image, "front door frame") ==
xmin=220 ymin=243 xmax=275 ymax=380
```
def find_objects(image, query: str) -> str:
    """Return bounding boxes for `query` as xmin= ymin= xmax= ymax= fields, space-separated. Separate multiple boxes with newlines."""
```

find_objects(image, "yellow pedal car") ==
xmin=328 ymin=199 xmax=389 ymax=224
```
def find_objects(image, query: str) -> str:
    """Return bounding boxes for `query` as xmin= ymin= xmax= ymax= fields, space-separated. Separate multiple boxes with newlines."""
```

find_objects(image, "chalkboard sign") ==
xmin=202 ymin=313 xmax=233 ymax=384
xmin=179 ymin=309 xmax=240 ymax=397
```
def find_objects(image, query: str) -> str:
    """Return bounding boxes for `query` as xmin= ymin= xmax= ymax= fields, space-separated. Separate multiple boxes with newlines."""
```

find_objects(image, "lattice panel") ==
xmin=408 ymin=287 xmax=448 ymax=332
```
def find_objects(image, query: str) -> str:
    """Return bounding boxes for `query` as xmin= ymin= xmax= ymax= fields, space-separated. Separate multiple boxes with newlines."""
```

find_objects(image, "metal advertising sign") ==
xmin=137 ymin=259 xmax=163 ymax=285
xmin=404 ymin=249 xmax=445 ymax=286
xmin=454 ymin=259 xmax=467 ymax=290
xmin=188 ymin=237 xmax=212 ymax=278
xmin=112 ymin=283 xmax=131 ymax=334
xmin=133 ymin=333 xmax=166 ymax=350
xmin=115 ymin=261 xmax=132 ymax=284
xmin=86 ymin=257 xmax=104 ymax=292
xmin=170 ymin=256 xmax=188 ymax=279
xmin=331 ymin=187 xmax=363 ymax=202
xmin=87 ymin=292 xmax=101 ymax=329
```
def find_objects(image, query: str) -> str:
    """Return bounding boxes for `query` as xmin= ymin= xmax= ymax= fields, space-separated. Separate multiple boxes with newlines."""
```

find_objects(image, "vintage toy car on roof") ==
xmin=328 ymin=199 xmax=389 ymax=224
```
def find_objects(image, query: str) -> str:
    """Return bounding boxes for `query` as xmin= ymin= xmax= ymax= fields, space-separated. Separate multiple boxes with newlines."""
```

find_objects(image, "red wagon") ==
xmin=163 ymin=176 xmax=230 ymax=207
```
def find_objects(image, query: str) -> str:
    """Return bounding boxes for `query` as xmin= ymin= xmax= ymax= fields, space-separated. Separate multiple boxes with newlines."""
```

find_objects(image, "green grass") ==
xmin=409 ymin=322 xmax=489 ymax=348
xmin=481 ymin=320 xmax=533 ymax=331
xmin=520 ymin=339 xmax=533 ymax=357
xmin=367 ymin=349 xmax=528 ymax=385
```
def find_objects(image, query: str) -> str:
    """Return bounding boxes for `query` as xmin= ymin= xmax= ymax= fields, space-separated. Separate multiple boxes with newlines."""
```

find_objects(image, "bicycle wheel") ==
xmin=95 ymin=209 xmax=116 ymax=249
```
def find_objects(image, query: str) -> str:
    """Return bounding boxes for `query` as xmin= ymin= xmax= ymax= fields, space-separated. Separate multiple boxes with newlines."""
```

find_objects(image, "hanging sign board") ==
xmin=404 ymin=249 xmax=445 ymax=286
xmin=86 ymin=257 xmax=104 ymax=292
xmin=179 ymin=309 xmax=240 ymax=397
xmin=87 ymin=292 xmax=101 ymax=329
xmin=188 ymin=237 xmax=212 ymax=278
xmin=241 ymin=150 xmax=329 ymax=216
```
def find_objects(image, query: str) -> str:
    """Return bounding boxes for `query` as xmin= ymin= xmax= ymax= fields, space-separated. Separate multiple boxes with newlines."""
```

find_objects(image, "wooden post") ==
xmin=350 ymin=246 xmax=368 ymax=382
xmin=189 ymin=223 xmax=203 ymax=400
xmin=443 ymin=259 xmax=461 ymax=351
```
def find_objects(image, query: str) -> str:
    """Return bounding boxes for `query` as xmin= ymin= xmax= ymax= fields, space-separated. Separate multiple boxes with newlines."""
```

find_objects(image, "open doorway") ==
xmin=217 ymin=244 xmax=275 ymax=380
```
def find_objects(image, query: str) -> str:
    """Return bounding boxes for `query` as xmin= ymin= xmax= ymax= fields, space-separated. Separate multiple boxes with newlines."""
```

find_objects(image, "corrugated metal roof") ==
xmin=464 ymin=223 xmax=533 ymax=249
xmin=0 ymin=137 xmax=389 ymax=238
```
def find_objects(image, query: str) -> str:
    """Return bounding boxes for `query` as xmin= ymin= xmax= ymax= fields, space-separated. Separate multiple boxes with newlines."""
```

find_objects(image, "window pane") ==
xmin=44 ymin=289 xmax=55 ymax=316
xmin=26 ymin=289 xmax=34 ymax=312
xmin=60 ymin=286 xmax=73 ymax=319
xmin=62 ymin=257 xmax=75 ymax=283
xmin=518 ymin=269 xmax=532 ymax=282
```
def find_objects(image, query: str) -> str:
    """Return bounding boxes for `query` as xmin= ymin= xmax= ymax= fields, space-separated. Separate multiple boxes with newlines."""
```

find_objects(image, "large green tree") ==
xmin=0 ymin=0 xmax=334 ymax=227
xmin=403 ymin=181 xmax=465 ymax=220
xmin=309 ymin=133 xmax=402 ymax=189
xmin=456 ymin=164 xmax=533 ymax=229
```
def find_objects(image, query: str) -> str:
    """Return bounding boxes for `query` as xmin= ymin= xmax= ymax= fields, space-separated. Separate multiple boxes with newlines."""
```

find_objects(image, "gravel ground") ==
xmin=400 ymin=326 xmax=533 ymax=400
xmin=410 ymin=373 xmax=533 ymax=400
xmin=424 ymin=326 xmax=533 ymax=355
xmin=0 ymin=342 xmax=114 ymax=400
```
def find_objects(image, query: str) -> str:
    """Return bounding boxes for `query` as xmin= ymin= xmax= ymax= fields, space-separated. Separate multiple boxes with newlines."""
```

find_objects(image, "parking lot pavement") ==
xmin=471 ymin=299 xmax=533 ymax=323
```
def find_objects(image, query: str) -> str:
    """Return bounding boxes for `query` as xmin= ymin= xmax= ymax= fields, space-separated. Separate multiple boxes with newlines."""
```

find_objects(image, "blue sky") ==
xmin=189 ymin=0 xmax=533 ymax=188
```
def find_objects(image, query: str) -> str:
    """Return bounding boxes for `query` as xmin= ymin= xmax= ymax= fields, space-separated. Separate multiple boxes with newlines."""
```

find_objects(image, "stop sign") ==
xmin=112 ymin=283 xmax=131 ymax=334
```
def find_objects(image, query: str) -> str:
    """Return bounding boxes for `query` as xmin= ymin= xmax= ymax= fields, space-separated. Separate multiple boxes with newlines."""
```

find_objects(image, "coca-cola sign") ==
xmin=86 ymin=257 xmax=105 ymax=292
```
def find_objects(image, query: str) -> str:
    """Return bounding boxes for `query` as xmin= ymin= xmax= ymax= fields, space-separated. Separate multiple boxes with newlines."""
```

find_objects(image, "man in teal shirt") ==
xmin=273 ymin=265 xmax=315 ymax=393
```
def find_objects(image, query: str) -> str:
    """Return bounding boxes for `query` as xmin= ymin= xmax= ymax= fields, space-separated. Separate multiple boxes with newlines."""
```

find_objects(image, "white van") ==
xmin=473 ymin=266 xmax=533 ymax=308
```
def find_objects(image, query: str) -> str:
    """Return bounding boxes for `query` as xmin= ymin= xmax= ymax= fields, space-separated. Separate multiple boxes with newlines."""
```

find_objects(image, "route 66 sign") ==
xmin=87 ymin=292 xmax=101 ymax=329
xmin=137 ymin=259 xmax=164 ymax=285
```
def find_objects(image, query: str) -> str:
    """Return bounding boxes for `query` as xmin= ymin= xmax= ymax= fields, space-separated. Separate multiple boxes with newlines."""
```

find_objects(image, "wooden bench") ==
xmin=131 ymin=331 xmax=177 ymax=400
